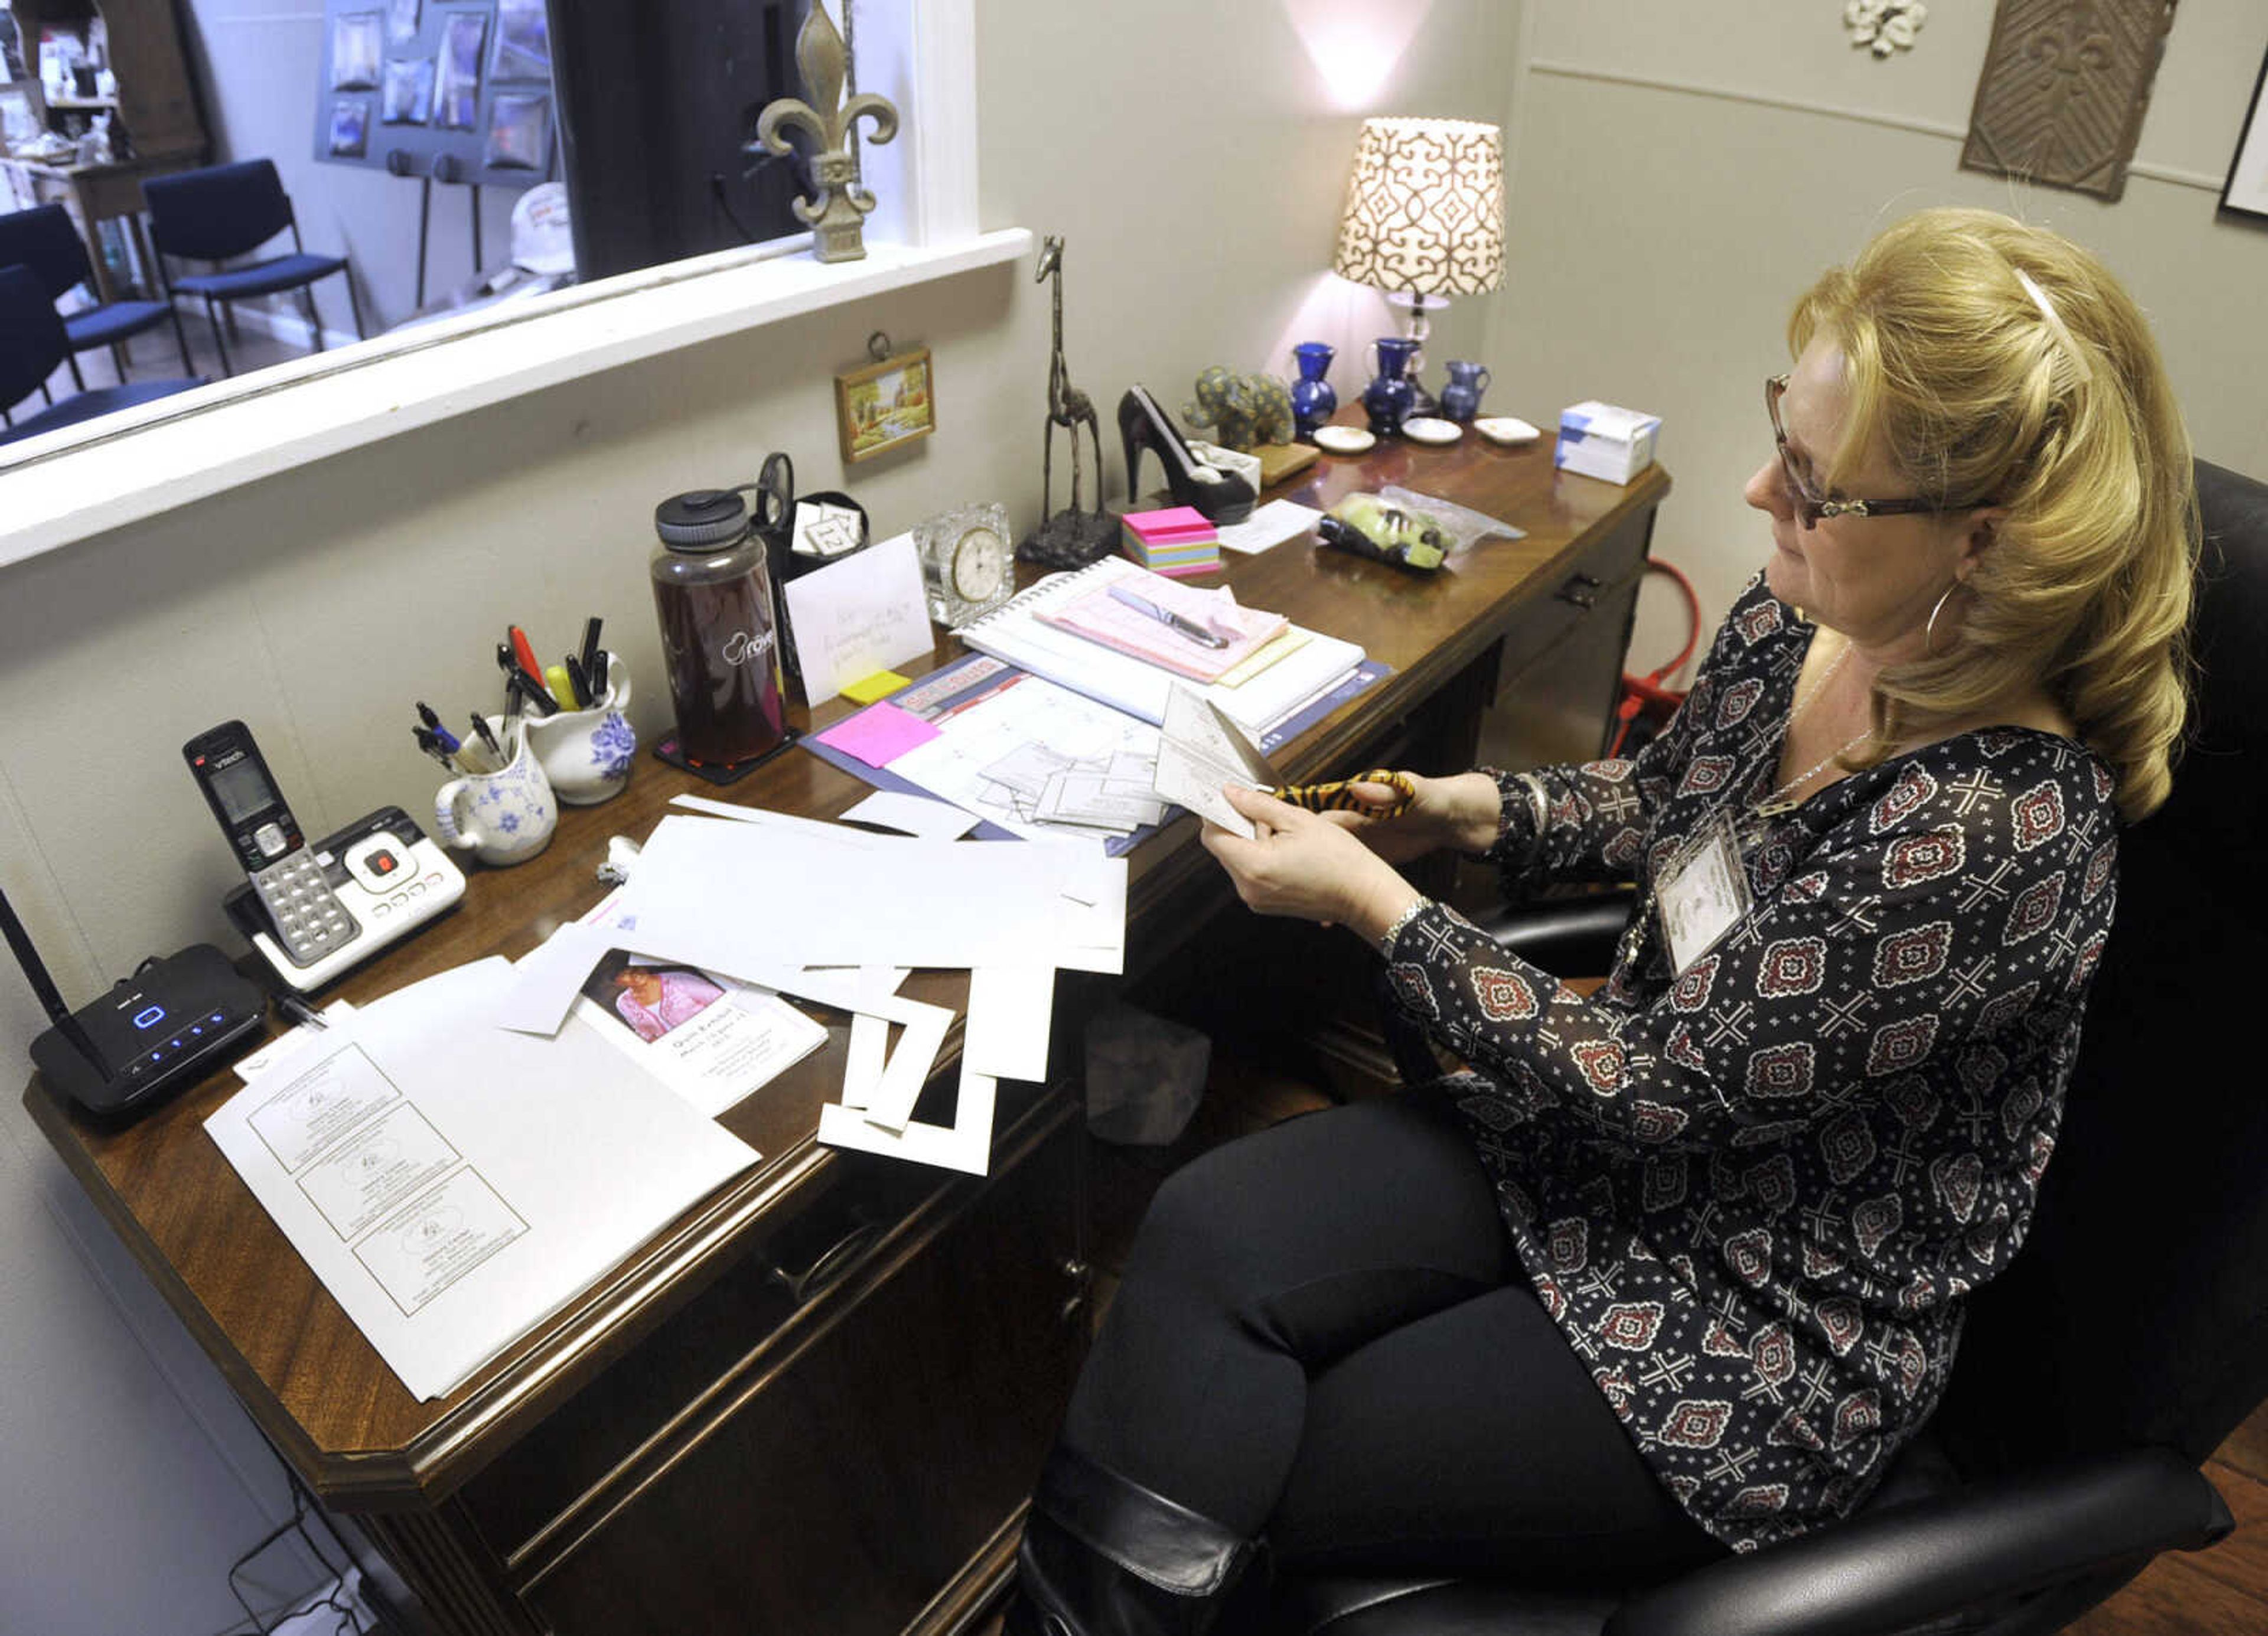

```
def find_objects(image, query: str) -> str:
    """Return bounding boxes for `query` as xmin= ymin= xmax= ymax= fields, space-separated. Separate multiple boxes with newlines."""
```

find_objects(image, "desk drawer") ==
xmin=471 ymin=1111 xmax=1084 ymax=1636
xmin=1489 ymin=508 xmax=1654 ymax=711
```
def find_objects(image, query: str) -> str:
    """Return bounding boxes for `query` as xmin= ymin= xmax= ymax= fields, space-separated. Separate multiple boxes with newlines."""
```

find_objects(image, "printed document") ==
xmin=206 ymin=959 xmax=758 ymax=1401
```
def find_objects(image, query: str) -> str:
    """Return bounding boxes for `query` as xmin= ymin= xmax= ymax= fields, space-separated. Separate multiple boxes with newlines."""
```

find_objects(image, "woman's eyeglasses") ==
xmin=1765 ymin=374 xmax=1959 ymax=530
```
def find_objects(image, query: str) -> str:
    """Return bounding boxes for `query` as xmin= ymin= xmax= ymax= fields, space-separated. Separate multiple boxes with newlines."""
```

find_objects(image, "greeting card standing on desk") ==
xmin=782 ymin=532 xmax=936 ymax=706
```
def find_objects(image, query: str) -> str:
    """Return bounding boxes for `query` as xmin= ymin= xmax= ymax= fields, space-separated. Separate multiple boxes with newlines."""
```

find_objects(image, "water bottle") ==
xmin=649 ymin=488 xmax=788 ymax=765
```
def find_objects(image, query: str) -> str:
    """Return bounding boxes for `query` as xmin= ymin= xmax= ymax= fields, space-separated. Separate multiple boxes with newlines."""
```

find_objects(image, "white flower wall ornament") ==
xmin=1845 ymin=0 xmax=1927 ymax=57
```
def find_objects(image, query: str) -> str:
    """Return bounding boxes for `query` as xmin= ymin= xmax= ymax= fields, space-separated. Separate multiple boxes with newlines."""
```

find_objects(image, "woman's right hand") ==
xmin=1318 ymin=770 xmax=1503 ymax=864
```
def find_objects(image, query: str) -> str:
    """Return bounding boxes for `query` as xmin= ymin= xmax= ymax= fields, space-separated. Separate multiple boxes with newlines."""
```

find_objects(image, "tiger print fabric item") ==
xmin=1381 ymin=572 xmax=2118 ymax=1553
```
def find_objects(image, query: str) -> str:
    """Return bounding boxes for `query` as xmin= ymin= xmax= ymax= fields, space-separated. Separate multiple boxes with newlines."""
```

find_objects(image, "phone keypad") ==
xmin=251 ymin=850 xmax=359 ymax=964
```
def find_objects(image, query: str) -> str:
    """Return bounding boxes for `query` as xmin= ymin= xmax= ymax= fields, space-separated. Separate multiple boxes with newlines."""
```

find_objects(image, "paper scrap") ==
xmin=1216 ymin=498 xmax=1325 ymax=554
xmin=819 ymin=1061 xmax=996 ymax=1176
xmin=1152 ymin=683 xmax=1278 ymax=837
xmin=814 ymin=702 xmax=941 ymax=768
xmin=841 ymin=790 xmax=981 ymax=840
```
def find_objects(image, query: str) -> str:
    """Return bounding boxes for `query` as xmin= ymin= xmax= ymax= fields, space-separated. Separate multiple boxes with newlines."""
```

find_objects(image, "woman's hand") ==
xmin=1201 ymin=786 xmax=1425 ymax=944
xmin=1315 ymin=770 xmax=1503 ymax=865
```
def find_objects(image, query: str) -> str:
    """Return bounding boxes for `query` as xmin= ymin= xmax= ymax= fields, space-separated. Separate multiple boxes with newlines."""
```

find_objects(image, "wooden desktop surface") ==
xmin=23 ymin=431 xmax=1667 ymax=1627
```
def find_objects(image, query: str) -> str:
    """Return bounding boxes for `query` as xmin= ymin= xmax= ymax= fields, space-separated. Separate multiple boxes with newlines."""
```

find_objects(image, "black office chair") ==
xmin=142 ymin=158 xmax=365 ymax=378
xmin=1279 ymin=459 xmax=2268 ymax=1636
xmin=0 ymin=263 xmax=203 ymax=447
xmin=0 ymin=203 xmax=195 ymax=386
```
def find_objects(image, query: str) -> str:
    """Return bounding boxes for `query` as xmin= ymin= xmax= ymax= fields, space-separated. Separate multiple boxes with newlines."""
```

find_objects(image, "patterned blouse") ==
xmin=1381 ymin=572 xmax=2119 ymax=1554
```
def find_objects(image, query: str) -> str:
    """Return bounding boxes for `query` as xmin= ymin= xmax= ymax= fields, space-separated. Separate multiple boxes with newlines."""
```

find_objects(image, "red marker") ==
xmin=508 ymin=625 xmax=545 ymax=686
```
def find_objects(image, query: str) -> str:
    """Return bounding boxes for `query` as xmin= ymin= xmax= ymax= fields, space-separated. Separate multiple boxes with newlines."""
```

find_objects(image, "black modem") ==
xmin=2 ymin=882 xmax=267 ymax=1122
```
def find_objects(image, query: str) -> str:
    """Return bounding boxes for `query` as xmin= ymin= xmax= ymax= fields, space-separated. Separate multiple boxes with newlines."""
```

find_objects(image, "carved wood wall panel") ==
xmin=1960 ymin=0 xmax=2179 ymax=202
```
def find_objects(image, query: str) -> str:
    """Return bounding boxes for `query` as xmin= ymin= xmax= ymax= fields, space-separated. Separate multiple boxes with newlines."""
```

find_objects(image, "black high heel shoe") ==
xmin=1118 ymin=386 xmax=1256 ymax=526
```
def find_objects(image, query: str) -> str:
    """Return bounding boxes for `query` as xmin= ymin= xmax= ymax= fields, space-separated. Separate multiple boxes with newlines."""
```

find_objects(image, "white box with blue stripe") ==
xmin=1554 ymin=400 xmax=1660 ymax=485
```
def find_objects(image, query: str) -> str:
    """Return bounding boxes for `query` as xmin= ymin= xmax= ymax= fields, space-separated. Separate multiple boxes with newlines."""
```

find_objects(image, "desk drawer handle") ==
xmin=1556 ymin=573 xmax=1601 ymax=610
xmin=767 ymin=1220 xmax=883 ymax=1305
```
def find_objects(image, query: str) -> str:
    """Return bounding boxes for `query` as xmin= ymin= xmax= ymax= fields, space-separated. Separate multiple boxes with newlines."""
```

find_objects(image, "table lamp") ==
xmin=1331 ymin=116 xmax=1504 ymax=418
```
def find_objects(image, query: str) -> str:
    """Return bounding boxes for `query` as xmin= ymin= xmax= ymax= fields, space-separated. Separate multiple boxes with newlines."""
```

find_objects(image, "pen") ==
xmin=509 ymin=625 xmax=546 ymax=686
xmin=1109 ymin=583 xmax=1230 ymax=648
xmin=544 ymin=662 xmax=577 ymax=711
xmin=470 ymin=712 xmax=506 ymax=767
xmin=411 ymin=726 xmax=456 ymax=769
xmin=276 ymin=993 xmax=328 ymax=1032
xmin=563 ymin=652 xmax=592 ymax=709
xmin=589 ymin=648 xmax=610 ymax=699
xmin=415 ymin=701 xmax=461 ymax=754
xmin=503 ymin=681 xmax=527 ymax=748
xmin=578 ymin=617 xmax=603 ymax=684
xmin=505 ymin=666 xmax=559 ymax=716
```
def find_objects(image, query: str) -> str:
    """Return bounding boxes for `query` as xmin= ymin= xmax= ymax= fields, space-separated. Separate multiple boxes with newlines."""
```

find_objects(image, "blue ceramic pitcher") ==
xmin=1440 ymin=360 xmax=1492 ymax=423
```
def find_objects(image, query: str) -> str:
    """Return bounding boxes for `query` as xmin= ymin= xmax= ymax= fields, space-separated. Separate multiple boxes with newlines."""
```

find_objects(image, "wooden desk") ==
xmin=2 ymin=149 xmax=201 ymax=303
xmin=23 ymin=438 xmax=1669 ymax=1636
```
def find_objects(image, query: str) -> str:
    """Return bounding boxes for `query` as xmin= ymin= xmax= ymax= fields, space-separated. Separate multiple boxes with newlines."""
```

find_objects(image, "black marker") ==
xmin=563 ymin=652 xmax=592 ymax=709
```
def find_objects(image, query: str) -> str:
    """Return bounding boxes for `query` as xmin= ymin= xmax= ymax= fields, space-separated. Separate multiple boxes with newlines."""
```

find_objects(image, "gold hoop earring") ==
xmin=1924 ymin=584 xmax=1957 ymax=657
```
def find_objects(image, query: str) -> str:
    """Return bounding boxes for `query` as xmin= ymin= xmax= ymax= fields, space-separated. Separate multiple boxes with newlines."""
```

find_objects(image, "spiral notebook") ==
xmin=954 ymin=555 xmax=1366 ymax=733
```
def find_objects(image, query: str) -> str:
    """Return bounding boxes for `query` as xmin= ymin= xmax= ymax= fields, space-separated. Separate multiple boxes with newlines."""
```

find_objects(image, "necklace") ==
xmin=1755 ymin=644 xmax=1872 ymax=816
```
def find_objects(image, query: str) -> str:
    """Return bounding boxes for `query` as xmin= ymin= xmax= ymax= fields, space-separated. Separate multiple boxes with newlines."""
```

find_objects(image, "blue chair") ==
xmin=0 ymin=204 xmax=195 ymax=387
xmin=0 ymin=264 xmax=202 ymax=447
xmin=142 ymin=159 xmax=364 ymax=378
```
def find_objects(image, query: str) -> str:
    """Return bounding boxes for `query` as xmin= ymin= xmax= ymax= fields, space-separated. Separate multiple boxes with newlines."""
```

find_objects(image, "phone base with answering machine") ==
xmin=221 ymin=807 xmax=467 ymax=992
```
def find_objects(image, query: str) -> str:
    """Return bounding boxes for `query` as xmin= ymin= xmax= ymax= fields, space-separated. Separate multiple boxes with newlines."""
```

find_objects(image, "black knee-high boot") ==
xmin=1006 ymin=1445 xmax=1260 ymax=1636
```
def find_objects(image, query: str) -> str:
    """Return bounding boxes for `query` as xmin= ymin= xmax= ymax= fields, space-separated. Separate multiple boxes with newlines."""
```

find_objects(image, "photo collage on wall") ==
xmin=318 ymin=0 xmax=552 ymax=185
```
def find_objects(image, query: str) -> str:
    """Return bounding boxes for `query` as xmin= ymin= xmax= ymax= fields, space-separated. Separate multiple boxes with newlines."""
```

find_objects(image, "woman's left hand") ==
xmin=1201 ymin=785 xmax=1423 ymax=940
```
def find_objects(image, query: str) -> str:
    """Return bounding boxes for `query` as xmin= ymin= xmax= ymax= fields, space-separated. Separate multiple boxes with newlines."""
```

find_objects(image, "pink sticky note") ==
xmin=814 ymin=702 xmax=941 ymax=768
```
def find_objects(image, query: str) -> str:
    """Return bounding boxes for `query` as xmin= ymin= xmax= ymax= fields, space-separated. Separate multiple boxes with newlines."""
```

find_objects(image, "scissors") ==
xmin=1267 ymin=769 xmax=1417 ymax=819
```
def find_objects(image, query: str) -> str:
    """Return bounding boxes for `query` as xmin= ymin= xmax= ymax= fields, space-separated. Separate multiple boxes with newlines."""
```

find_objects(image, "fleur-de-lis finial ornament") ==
xmin=751 ymin=1 xmax=901 ymax=263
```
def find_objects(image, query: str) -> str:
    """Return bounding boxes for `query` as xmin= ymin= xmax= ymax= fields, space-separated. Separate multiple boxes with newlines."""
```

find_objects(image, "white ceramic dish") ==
xmin=1400 ymin=416 xmax=1463 ymax=446
xmin=1474 ymin=416 xmax=1542 ymax=447
xmin=1312 ymin=425 xmax=1377 ymax=455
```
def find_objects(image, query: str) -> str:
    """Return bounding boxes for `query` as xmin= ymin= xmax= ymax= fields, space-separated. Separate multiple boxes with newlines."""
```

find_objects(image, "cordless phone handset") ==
xmin=183 ymin=721 xmax=359 ymax=967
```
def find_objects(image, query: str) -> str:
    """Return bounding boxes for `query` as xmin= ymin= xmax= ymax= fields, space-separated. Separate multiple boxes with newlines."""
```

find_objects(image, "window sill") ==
xmin=0 ymin=227 xmax=1034 ymax=571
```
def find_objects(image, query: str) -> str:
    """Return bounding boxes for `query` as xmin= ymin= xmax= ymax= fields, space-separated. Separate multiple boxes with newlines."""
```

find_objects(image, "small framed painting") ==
xmin=328 ymin=99 xmax=371 ymax=158
xmin=330 ymin=12 xmax=382 ymax=91
xmin=835 ymin=347 xmax=937 ymax=465
xmin=2219 ymin=50 xmax=2268 ymax=223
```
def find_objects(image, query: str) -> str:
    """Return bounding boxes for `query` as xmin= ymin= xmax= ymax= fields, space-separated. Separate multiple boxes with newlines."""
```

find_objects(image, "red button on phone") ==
xmin=369 ymin=849 xmax=400 ymax=875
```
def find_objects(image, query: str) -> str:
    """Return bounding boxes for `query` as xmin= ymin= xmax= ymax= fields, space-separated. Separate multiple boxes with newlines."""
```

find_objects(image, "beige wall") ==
xmin=1485 ymin=1 xmax=2268 ymax=683
xmin=0 ymin=2 xmax=1518 ymax=1629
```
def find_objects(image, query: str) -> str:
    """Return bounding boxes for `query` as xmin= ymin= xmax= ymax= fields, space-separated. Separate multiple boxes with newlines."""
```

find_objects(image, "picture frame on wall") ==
xmin=331 ymin=12 xmax=382 ymax=91
xmin=835 ymin=348 xmax=937 ymax=465
xmin=2219 ymin=50 xmax=2268 ymax=223
xmin=434 ymin=10 xmax=486 ymax=131
xmin=483 ymin=92 xmax=550 ymax=170
xmin=381 ymin=57 xmax=435 ymax=125
xmin=328 ymin=98 xmax=371 ymax=158
xmin=386 ymin=0 xmax=421 ymax=45
xmin=491 ymin=0 xmax=551 ymax=82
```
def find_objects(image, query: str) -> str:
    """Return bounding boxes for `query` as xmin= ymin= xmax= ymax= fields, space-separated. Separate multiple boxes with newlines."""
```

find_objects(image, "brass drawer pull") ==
xmin=1556 ymin=573 xmax=1600 ymax=610
xmin=768 ymin=1220 xmax=884 ymax=1305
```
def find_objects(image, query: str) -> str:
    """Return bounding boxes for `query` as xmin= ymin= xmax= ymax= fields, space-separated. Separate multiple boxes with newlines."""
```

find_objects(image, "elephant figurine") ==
xmin=1184 ymin=367 xmax=1296 ymax=452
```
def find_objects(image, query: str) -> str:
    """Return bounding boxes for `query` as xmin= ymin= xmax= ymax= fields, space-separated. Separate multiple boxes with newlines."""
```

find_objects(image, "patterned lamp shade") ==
xmin=1331 ymin=117 xmax=1505 ymax=296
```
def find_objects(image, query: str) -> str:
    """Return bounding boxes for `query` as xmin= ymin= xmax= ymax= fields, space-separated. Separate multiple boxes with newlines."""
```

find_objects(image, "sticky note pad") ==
xmin=842 ymin=670 xmax=912 ymax=705
xmin=813 ymin=702 xmax=940 ymax=768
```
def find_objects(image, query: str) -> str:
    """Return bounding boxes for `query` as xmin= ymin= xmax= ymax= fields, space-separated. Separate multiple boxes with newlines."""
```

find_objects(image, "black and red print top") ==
xmin=1381 ymin=572 xmax=2119 ymax=1553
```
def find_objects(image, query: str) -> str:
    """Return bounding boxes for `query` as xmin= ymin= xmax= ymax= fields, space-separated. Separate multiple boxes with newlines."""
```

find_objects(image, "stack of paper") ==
xmin=955 ymin=555 xmax=1366 ymax=735
xmin=1038 ymin=570 xmax=1288 ymax=683
xmin=492 ymin=804 xmax=1131 ymax=1178
xmin=1121 ymin=506 xmax=1220 ymax=577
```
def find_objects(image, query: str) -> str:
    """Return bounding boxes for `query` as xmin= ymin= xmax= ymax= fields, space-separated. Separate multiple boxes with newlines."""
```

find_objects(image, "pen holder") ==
xmin=434 ymin=731 xmax=558 ymax=866
xmin=521 ymin=673 xmax=637 ymax=806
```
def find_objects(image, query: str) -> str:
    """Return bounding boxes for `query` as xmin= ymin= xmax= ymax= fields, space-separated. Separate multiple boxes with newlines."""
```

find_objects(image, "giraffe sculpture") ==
xmin=1038 ymin=236 xmax=1103 ymax=526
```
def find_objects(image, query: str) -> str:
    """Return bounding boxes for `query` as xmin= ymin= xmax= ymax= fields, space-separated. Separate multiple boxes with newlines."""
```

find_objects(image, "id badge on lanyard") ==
xmin=1656 ymin=811 xmax=1754 ymax=976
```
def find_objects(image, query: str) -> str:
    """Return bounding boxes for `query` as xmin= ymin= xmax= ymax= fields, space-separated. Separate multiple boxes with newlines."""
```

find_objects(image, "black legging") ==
xmin=1063 ymin=1095 xmax=1726 ymax=1583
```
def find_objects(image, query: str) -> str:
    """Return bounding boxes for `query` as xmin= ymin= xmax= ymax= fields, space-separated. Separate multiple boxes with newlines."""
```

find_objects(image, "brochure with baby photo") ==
xmin=572 ymin=949 xmax=827 ymax=1119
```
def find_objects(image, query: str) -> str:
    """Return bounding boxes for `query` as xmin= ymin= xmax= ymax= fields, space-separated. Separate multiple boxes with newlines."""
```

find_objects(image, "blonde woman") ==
xmin=1008 ymin=209 xmax=2195 ymax=1636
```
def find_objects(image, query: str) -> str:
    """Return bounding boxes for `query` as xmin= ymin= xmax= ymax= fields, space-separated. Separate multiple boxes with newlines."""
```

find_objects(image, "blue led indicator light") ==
xmin=133 ymin=1005 xmax=166 ymax=1029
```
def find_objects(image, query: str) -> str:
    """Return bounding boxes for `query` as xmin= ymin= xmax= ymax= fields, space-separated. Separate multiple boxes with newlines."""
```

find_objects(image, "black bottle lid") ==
xmin=654 ymin=489 xmax=751 ymax=552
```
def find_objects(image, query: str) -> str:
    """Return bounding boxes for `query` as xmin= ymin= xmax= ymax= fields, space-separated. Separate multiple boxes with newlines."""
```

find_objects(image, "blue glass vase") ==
xmin=1362 ymin=337 xmax=1420 ymax=437
xmin=1289 ymin=341 xmax=1337 ymax=441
